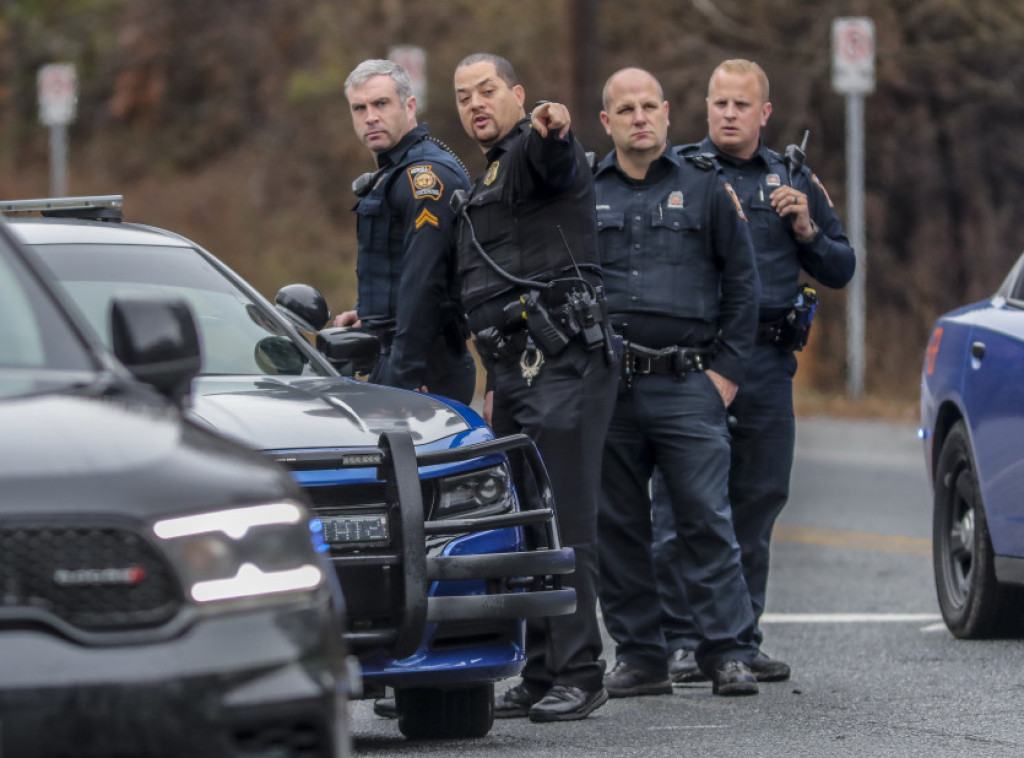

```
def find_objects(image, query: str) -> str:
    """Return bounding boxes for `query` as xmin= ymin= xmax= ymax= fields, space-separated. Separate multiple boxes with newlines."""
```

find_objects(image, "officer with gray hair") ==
xmin=334 ymin=58 xmax=475 ymax=404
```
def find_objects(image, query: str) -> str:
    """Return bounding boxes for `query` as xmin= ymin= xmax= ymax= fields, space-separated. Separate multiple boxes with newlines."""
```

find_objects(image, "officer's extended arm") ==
xmin=523 ymin=104 xmax=579 ymax=194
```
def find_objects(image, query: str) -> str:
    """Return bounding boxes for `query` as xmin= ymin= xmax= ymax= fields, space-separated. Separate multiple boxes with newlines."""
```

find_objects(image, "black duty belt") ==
xmin=621 ymin=340 xmax=714 ymax=387
xmin=756 ymin=321 xmax=784 ymax=346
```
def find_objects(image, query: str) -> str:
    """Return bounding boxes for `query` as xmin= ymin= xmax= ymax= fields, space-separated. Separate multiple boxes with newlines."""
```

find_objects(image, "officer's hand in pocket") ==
xmin=705 ymin=369 xmax=737 ymax=407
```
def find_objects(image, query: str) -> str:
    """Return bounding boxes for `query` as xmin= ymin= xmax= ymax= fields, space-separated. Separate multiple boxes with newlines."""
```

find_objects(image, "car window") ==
xmin=0 ymin=237 xmax=93 ymax=374
xmin=1010 ymin=267 xmax=1024 ymax=304
xmin=997 ymin=252 xmax=1024 ymax=308
xmin=34 ymin=243 xmax=328 ymax=377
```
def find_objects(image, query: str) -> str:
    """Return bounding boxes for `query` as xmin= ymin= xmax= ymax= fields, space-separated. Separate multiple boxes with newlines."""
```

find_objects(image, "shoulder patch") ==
xmin=407 ymin=165 xmax=444 ymax=200
xmin=414 ymin=207 xmax=439 ymax=230
xmin=811 ymin=174 xmax=835 ymax=208
xmin=724 ymin=183 xmax=747 ymax=221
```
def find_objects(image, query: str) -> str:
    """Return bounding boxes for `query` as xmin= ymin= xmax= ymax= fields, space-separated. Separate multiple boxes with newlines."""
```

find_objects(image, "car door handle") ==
xmin=970 ymin=341 xmax=986 ymax=360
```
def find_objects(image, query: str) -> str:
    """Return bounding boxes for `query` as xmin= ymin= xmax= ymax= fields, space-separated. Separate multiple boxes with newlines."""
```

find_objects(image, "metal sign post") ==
xmin=37 ymin=63 xmax=78 ymax=197
xmin=832 ymin=18 xmax=875 ymax=401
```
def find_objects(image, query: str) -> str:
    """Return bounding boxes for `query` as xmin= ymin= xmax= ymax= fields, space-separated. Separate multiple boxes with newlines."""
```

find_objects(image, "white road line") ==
xmin=761 ymin=612 xmax=941 ymax=624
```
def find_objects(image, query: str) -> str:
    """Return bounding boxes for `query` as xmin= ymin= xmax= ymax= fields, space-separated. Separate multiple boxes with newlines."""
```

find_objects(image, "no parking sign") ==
xmin=38 ymin=63 xmax=78 ymax=126
xmin=832 ymin=18 xmax=875 ymax=95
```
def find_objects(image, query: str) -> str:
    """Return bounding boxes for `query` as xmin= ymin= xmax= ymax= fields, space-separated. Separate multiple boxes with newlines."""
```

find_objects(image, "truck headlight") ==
xmin=153 ymin=501 xmax=323 ymax=603
xmin=436 ymin=465 xmax=514 ymax=519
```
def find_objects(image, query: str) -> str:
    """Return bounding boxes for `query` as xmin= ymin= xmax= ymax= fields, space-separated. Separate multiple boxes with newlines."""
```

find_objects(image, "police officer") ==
xmin=452 ymin=53 xmax=618 ymax=722
xmin=334 ymin=59 xmax=476 ymax=405
xmin=653 ymin=59 xmax=856 ymax=686
xmin=594 ymin=67 xmax=761 ymax=698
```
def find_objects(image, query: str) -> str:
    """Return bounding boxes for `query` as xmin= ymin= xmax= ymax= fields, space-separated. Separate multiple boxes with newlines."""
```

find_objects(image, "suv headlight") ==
xmin=154 ymin=501 xmax=323 ymax=603
xmin=436 ymin=464 xmax=514 ymax=519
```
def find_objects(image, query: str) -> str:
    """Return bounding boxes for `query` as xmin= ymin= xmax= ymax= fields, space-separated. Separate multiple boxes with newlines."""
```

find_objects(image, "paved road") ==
xmin=350 ymin=417 xmax=1024 ymax=757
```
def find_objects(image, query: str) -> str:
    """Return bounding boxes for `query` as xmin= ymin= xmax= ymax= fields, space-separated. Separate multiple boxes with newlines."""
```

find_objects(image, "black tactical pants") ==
xmin=490 ymin=339 xmax=618 ymax=693
xmin=598 ymin=370 xmax=758 ymax=677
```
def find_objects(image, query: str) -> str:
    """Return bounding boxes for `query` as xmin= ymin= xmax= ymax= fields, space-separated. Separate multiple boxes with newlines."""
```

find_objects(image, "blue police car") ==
xmin=4 ymin=195 xmax=576 ymax=740
xmin=920 ymin=250 xmax=1024 ymax=638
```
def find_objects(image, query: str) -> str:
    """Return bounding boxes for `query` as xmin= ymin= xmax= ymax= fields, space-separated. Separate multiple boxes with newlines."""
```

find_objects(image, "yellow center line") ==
xmin=773 ymin=523 xmax=931 ymax=557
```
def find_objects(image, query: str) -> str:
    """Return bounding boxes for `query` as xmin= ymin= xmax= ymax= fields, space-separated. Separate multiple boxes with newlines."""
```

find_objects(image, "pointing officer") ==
xmin=335 ymin=59 xmax=476 ymax=404
xmin=452 ymin=52 xmax=618 ymax=722
xmin=594 ymin=67 xmax=762 ymax=698
xmin=654 ymin=59 xmax=856 ymax=686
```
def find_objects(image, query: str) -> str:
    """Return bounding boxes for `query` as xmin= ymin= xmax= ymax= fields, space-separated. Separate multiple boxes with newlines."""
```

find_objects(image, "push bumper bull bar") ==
xmin=277 ymin=431 xmax=575 ymax=660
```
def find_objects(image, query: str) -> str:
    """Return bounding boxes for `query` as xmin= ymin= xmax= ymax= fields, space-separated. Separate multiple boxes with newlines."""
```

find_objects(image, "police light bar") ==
xmin=0 ymin=195 xmax=123 ymax=221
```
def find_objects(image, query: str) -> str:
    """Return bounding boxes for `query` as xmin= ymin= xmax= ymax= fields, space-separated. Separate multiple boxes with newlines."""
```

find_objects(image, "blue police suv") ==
xmin=4 ymin=195 xmax=576 ymax=740
xmin=921 ymin=250 xmax=1024 ymax=639
xmin=0 ymin=212 xmax=350 ymax=757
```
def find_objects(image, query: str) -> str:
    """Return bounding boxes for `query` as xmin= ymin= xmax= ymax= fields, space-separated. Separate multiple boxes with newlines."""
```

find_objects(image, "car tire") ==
xmin=933 ymin=421 xmax=1024 ymax=638
xmin=396 ymin=683 xmax=494 ymax=740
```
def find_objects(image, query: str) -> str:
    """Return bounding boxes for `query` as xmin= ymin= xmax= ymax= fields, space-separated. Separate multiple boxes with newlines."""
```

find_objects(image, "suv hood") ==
xmin=190 ymin=376 xmax=473 ymax=451
xmin=0 ymin=387 xmax=298 ymax=518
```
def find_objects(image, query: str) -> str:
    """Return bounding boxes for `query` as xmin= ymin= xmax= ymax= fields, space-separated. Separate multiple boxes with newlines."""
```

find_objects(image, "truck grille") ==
xmin=0 ymin=524 xmax=182 ymax=631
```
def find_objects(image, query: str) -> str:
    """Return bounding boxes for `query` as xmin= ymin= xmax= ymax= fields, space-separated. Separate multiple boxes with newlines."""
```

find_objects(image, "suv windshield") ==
xmin=0 ymin=233 xmax=95 ymax=397
xmin=34 ymin=242 xmax=329 ymax=378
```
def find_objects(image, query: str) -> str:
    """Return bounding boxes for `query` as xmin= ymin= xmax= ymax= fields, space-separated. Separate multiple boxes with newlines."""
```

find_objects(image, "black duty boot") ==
xmin=494 ymin=682 xmax=545 ymax=719
xmin=711 ymin=660 xmax=759 ymax=696
xmin=668 ymin=647 xmax=709 ymax=684
xmin=528 ymin=685 xmax=609 ymax=722
xmin=750 ymin=650 xmax=791 ymax=682
xmin=604 ymin=661 xmax=672 ymax=697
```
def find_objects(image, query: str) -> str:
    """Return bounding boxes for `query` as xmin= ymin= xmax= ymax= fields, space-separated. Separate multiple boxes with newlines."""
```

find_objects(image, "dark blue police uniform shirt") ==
xmin=687 ymin=136 xmax=855 ymax=313
xmin=594 ymin=143 xmax=757 ymax=384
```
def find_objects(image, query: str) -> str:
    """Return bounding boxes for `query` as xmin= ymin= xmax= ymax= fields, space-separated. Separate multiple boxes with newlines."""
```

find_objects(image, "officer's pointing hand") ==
xmin=531 ymin=102 xmax=571 ymax=139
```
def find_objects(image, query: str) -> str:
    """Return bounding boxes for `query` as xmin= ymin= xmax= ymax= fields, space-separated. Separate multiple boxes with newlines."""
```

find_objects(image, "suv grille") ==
xmin=303 ymin=481 xmax=434 ymax=517
xmin=0 ymin=524 xmax=183 ymax=631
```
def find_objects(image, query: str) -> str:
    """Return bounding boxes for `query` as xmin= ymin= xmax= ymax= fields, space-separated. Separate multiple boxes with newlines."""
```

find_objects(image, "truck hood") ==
xmin=190 ymin=375 xmax=473 ymax=451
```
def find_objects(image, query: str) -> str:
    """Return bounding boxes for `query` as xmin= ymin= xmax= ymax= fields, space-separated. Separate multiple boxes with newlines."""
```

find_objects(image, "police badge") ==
xmin=484 ymin=161 xmax=500 ymax=186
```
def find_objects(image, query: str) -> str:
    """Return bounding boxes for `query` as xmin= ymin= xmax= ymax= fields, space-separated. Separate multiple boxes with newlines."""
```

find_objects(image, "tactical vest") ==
xmin=457 ymin=122 xmax=600 ymax=313
xmin=355 ymin=137 xmax=466 ymax=325
xmin=596 ymin=152 xmax=722 ymax=322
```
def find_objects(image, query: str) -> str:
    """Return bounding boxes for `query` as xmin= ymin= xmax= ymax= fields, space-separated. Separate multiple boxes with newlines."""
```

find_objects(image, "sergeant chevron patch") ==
xmin=415 ymin=207 xmax=439 ymax=229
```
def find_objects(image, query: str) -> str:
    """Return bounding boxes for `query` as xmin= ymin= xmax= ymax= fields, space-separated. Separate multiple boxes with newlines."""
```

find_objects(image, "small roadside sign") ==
xmin=38 ymin=63 xmax=78 ymax=126
xmin=388 ymin=46 xmax=427 ymax=114
xmin=832 ymin=18 xmax=875 ymax=95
